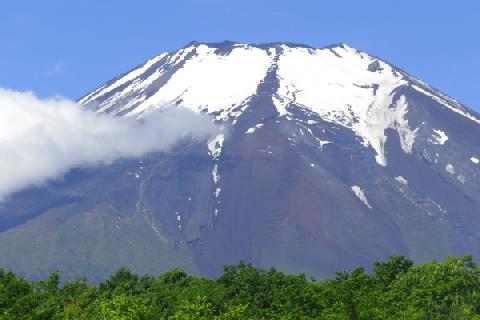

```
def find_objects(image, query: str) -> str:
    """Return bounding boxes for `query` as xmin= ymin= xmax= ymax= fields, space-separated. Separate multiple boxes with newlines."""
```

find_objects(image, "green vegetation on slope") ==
xmin=1 ymin=256 xmax=480 ymax=319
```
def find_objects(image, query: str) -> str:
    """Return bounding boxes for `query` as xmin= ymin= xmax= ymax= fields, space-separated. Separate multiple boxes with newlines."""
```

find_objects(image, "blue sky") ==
xmin=1 ymin=0 xmax=479 ymax=111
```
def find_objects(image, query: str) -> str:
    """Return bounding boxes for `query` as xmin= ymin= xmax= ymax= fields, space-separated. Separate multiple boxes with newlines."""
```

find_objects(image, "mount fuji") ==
xmin=1 ymin=41 xmax=479 ymax=281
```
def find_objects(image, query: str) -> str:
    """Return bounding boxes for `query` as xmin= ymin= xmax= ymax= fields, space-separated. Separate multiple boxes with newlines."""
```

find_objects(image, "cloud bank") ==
xmin=0 ymin=88 xmax=218 ymax=200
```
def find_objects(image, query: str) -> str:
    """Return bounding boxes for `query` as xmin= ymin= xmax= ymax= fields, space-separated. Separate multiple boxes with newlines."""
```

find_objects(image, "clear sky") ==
xmin=1 ymin=0 xmax=479 ymax=111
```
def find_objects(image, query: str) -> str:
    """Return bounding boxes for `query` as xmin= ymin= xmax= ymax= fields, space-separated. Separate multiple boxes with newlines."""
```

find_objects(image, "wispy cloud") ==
xmin=46 ymin=60 xmax=64 ymax=77
xmin=0 ymin=88 xmax=219 ymax=200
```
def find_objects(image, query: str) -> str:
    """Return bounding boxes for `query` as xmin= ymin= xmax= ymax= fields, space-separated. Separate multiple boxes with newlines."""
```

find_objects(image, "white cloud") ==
xmin=0 ymin=88 xmax=219 ymax=200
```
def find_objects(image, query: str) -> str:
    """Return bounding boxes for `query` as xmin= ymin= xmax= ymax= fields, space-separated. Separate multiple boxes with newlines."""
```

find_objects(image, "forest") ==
xmin=1 ymin=255 xmax=480 ymax=319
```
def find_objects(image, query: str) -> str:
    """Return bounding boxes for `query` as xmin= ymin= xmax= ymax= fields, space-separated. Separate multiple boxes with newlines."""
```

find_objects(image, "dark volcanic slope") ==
xmin=1 ymin=41 xmax=479 ymax=281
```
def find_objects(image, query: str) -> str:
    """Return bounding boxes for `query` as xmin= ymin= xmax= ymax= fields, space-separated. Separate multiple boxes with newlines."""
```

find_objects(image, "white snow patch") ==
xmin=214 ymin=187 xmax=221 ymax=198
xmin=305 ymin=127 xmax=333 ymax=148
xmin=319 ymin=140 xmax=332 ymax=147
xmin=392 ymin=97 xmax=419 ymax=156
xmin=272 ymin=78 xmax=297 ymax=116
xmin=430 ymin=199 xmax=448 ymax=214
xmin=90 ymin=49 xmax=194 ymax=115
xmin=394 ymin=176 xmax=408 ymax=185
xmin=445 ymin=164 xmax=455 ymax=175
xmin=128 ymin=45 xmax=272 ymax=116
xmin=351 ymin=185 xmax=372 ymax=209
xmin=430 ymin=129 xmax=448 ymax=145
xmin=212 ymin=164 xmax=220 ymax=184
xmin=80 ymin=53 xmax=167 ymax=104
xmin=174 ymin=211 xmax=182 ymax=221
xmin=471 ymin=157 xmax=479 ymax=164
xmin=207 ymin=133 xmax=225 ymax=160
xmin=276 ymin=46 xmax=417 ymax=166
xmin=245 ymin=123 xmax=264 ymax=134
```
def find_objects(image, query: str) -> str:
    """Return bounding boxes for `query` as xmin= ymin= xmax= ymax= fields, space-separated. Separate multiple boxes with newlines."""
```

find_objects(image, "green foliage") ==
xmin=1 ymin=256 xmax=480 ymax=319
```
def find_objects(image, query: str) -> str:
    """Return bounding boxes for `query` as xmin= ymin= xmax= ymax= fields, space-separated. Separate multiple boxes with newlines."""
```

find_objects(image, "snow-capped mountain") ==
xmin=1 ymin=41 xmax=479 ymax=281
xmin=80 ymin=41 xmax=479 ymax=167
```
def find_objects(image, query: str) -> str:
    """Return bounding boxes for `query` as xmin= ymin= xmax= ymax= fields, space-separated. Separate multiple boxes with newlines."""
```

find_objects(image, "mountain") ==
xmin=1 ymin=41 xmax=479 ymax=281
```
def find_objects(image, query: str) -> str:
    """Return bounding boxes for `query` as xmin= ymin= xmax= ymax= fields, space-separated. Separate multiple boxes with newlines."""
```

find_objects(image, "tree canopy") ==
xmin=1 ymin=256 xmax=479 ymax=319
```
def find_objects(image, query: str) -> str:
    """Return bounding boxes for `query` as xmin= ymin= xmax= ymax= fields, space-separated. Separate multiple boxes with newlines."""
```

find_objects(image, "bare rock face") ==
xmin=1 ymin=41 xmax=479 ymax=281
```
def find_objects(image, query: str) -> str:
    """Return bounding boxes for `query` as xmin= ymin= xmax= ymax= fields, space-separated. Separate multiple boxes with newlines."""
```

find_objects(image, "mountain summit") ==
xmin=1 ymin=41 xmax=480 ymax=281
